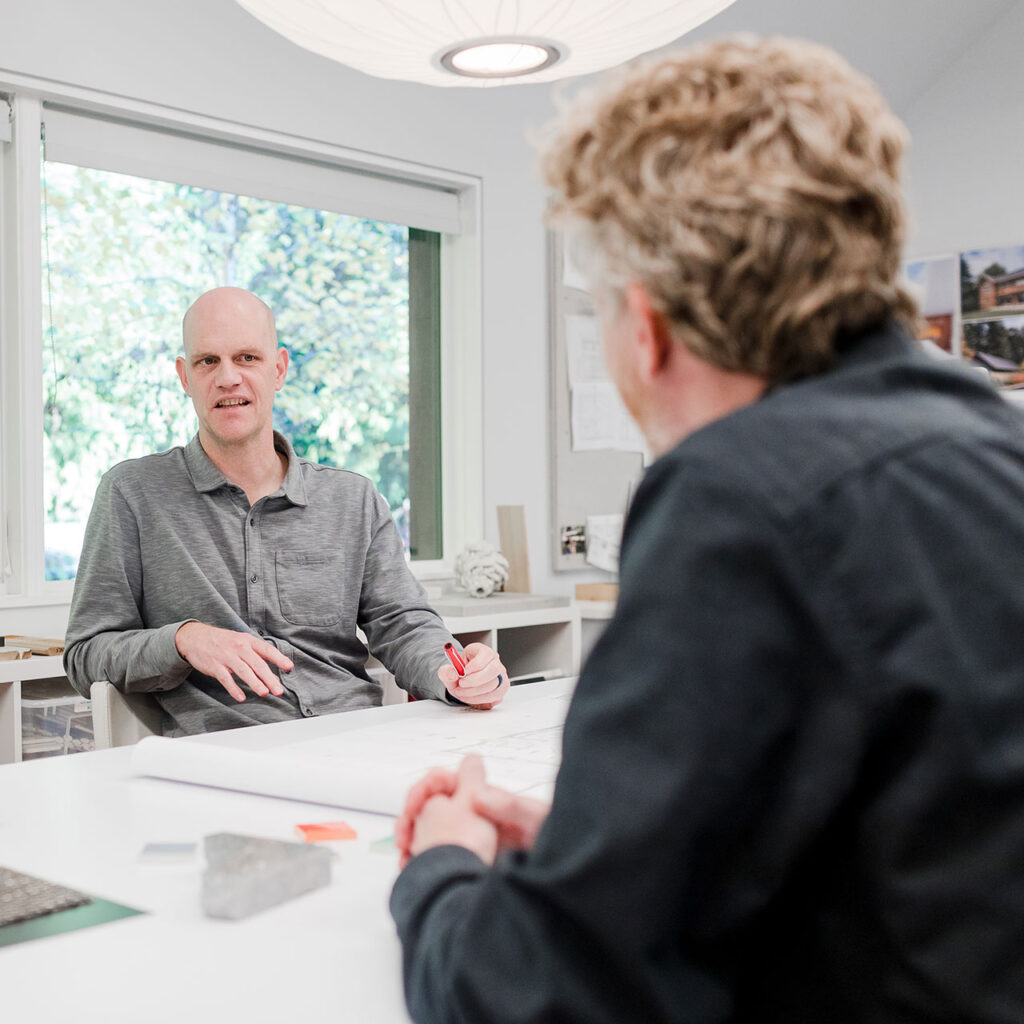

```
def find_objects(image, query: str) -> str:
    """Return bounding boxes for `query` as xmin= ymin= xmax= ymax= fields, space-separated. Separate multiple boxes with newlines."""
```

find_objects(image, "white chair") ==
xmin=90 ymin=664 xmax=405 ymax=748
xmin=90 ymin=681 xmax=163 ymax=749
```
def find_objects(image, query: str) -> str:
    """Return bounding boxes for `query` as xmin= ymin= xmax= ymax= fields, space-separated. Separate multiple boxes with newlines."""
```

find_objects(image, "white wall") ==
xmin=0 ymin=0 xmax=586 ymax=637
xmin=4 ymin=0 xmax=1019 ymax=639
xmin=902 ymin=0 xmax=1024 ymax=257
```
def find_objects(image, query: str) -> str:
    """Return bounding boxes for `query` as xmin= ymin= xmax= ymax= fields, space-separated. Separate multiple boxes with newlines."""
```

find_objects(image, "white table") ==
xmin=0 ymin=679 xmax=573 ymax=1022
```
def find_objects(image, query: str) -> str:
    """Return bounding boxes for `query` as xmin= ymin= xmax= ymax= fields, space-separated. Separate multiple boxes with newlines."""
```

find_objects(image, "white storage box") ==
xmin=21 ymin=680 xmax=94 ymax=759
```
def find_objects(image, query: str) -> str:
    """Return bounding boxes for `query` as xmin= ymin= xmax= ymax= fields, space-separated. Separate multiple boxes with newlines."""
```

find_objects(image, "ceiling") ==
xmin=670 ymin=0 xmax=1020 ymax=113
xmin=209 ymin=0 xmax=1023 ymax=116
xmin=2 ymin=0 xmax=1018 ymax=129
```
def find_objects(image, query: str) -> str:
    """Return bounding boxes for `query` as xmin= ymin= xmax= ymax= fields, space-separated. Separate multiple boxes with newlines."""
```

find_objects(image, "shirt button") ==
xmin=302 ymin=707 xmax=315 ymax=718
xmin=257 ymin=629 xmax=266 ymax=636
xmin=250 ymin=574 xmax=258 ymax=583
xmin=249 ymin=518 xmax=255 ymax=527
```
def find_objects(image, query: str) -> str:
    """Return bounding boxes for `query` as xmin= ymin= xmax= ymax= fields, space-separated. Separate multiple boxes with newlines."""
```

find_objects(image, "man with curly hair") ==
xmin=390 ymin=36 xmax=1024 ymax=1022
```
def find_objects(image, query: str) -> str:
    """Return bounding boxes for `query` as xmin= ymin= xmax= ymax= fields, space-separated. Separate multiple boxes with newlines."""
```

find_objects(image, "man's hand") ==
xmin=438 ymin=642 xmax=509 ymax=709
xmin=174 ymin=622 xmax=292 ymax=702
xmin=472 ymin=787 xmax=550 ymax=853
xmin=404 ymin=755 xmax=499 ymax=867
xmin=395 ymin=759 xmax=547 ymax=866
xmin=395 ymin=766 xmax=457 ymax=866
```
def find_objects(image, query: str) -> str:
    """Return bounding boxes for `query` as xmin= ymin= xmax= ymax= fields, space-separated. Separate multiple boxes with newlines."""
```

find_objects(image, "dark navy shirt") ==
xmin=392 ymin=325 xmax=1024 ymax=1023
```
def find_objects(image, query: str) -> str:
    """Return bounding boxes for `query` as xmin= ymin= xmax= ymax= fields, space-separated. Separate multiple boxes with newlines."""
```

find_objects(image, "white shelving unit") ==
xmin=0 ymin=655 xmax=69 ymax=763
xmin=20 ymin=678 xmax=93 ymax=759
xmin=371 ymin=593 xmax=582 ymax=704
xmin=438 ymin=595 xmax=581 ymax=683
xmin=575 ymin=599 xmax=616 ymax=666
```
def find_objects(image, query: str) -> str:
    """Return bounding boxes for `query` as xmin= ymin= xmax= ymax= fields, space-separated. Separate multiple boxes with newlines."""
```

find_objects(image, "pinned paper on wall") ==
xmin=560 ymin=524 xmax=586 ymax=555
xmin=959 ymin=242 xmax=1024 ymax=387
xmin=564 ymin=314 xmax=647 ymax=455
xmin=550 ymin=230 xmax=644 ymax=572
xmin=565 ymin=315 xmax=606 ymax=385
xmin=585 ymin=514 xmax=623 ymax=573
xmin=570 ymin=381 xmax=646 ymax=453
xmin=562 ymin=246 xmax=590 ymax=293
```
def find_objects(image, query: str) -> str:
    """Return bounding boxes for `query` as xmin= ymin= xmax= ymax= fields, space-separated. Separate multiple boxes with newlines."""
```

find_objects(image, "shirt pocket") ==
xmin=274 ymin=550 xmax=346 ymax=627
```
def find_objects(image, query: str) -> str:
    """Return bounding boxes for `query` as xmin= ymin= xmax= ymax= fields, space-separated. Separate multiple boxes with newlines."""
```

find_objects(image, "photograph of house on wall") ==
xmin=962 ymin=315 xmax=1024 ymax=387
xmin=904 ymin=254 xmax=958 ymax=355
xmin=961 ymin=244 xmax=1024 ymax=317
xmin=959 ymin=244 xmax=1024 ymax=385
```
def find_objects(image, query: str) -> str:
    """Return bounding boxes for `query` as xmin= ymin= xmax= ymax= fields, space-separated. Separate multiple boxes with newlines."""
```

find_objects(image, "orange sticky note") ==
xmin=294 ymin=821 xmax=358 ymax=842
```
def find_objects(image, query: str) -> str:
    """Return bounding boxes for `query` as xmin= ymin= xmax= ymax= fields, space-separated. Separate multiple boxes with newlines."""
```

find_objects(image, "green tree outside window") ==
xmin=42 ymin=163 xmax=421 ymax=580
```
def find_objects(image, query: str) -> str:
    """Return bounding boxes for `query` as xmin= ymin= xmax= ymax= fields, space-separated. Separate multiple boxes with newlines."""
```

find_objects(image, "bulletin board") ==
xmin=548 ymin=232 xmax=644 ymax=571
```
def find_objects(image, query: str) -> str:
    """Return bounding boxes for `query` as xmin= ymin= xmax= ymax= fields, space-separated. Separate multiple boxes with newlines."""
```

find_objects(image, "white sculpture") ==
xmin=454 ymin=541 xmax=510 ymax=599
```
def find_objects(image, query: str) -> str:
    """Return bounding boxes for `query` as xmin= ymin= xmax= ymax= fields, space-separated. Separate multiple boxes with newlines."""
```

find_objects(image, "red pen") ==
xmin=444 ymin=642 xmax=466 ymax=677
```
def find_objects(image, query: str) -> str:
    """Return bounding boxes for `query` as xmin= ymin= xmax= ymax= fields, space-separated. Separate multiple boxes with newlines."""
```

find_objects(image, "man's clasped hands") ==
xmin=395 ymin=754 xmax=551 ymax=867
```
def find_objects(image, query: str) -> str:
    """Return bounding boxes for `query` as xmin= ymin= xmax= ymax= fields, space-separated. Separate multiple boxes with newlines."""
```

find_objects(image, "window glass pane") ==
xmin=41 ymin=161 xmax=439 ymax=580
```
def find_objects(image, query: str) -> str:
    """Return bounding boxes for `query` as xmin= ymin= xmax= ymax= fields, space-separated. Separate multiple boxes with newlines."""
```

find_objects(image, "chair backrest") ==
xmin=90 ymin=681 xmax=163 ymax=749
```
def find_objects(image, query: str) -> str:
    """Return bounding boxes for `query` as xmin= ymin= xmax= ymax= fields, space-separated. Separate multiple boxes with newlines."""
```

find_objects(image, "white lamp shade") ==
xmin=235 ymin=0 xmax=738 ymax=87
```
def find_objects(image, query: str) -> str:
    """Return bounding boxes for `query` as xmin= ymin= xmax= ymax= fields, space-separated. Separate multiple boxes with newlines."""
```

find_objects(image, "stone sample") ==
xmin=201 ymin=832 xmax=332 ymax=920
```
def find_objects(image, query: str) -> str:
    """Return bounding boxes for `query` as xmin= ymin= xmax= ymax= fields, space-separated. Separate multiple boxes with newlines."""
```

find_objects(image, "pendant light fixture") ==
xmin=235 ymin=1 xmax=737 ymax=87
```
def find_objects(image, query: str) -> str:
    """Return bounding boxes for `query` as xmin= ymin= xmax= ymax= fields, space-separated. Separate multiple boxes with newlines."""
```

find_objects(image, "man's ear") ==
xmin=623 ymin=283 xmax=673 ymax=378
xmin=175 ymin=356 xmax=191 ymax=396
xmin=275 ymin=346 xmax=289 ymax=391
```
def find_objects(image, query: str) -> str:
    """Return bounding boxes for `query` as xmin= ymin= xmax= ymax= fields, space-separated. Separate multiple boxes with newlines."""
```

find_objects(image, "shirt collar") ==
xmin=183 ymin=432 xmax=309 ymax=507
xmin=275 ymin=433 xmax=309 ymax=507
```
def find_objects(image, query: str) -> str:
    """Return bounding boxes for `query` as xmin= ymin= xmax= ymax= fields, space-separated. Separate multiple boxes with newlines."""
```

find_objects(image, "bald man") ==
xmin=65 ymin=287 xmax=508 ymax=736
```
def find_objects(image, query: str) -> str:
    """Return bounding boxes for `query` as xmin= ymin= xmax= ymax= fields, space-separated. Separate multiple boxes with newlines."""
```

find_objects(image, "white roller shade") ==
xmin=42 ymin=106 xmax=462 ymax=234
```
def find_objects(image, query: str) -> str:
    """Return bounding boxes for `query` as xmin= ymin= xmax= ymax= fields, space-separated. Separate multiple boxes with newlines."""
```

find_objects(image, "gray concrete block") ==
xmin=201 ymin=832 xmax=332 ymax=920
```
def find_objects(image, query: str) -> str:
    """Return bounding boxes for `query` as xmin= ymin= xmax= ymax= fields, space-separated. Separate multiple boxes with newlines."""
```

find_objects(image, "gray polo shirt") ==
xmin=64 ymin=433 xmax=454 ymax=735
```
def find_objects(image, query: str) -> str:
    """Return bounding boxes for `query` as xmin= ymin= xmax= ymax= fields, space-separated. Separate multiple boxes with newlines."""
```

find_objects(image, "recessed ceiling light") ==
xmin=439 ymin=38 xmax=563 ymax=79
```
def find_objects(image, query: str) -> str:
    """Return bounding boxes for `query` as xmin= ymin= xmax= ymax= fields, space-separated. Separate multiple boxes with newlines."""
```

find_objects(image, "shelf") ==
xmin=443 ymin=599 xmax=581 ymax=684
xmin=574 ymin=599 xmax=616 ymax=621
xmin=0 ymin=655 xmax=68 ymax=685
xmin=367 ymin=597 xmax=581 ymax=705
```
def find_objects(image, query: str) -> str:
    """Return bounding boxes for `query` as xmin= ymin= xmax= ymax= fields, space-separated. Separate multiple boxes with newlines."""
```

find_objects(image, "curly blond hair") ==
xmin=542 ymin=35 xmax=917 ymax=382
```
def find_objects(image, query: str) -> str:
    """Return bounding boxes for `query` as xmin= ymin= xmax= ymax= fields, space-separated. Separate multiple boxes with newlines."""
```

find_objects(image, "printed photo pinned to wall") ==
xmin=962 ymin=315 xmax=1024 ymax=388
xmin=960 ymin=244 xmax=1024 ymax=387
xmin=961 ymin=244 xmax=1024 ymax=319
xmin=903 ymin=254 xmax=959 ymax=357
xmin=560 ymin=525 xmax=586 ymax=556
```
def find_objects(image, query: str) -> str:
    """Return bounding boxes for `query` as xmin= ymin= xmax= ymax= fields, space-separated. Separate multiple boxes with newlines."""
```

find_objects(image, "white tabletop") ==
xmin=0 ymin=746 xmax=412 ymax=1021
xmin=0 ymin=679 xmax=574 ymax=1021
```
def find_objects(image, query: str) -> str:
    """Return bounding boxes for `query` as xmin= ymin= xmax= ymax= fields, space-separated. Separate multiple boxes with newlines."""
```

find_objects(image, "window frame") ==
xmin=0 ymin=79 xmax=483 ymax=609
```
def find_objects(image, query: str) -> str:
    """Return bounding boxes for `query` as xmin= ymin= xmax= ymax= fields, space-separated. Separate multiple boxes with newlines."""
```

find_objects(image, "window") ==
xmin=41 ymin=165 xmax=442 ymax=577
xmin=0 ymin=90 xmax=481 ymax=604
